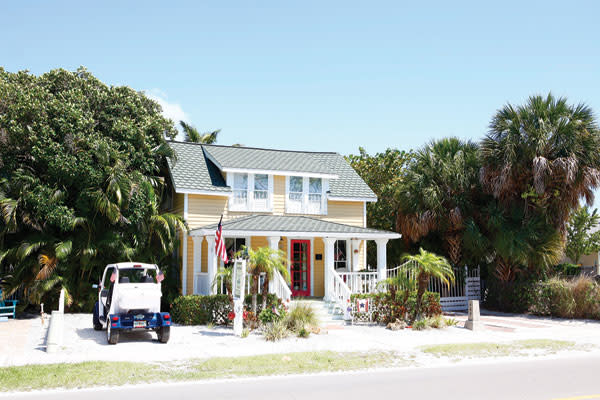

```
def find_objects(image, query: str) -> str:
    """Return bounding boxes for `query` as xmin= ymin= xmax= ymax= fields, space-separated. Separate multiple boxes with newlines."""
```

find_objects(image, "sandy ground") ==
xmin=1 ymin=310 xmax=600 ymax=367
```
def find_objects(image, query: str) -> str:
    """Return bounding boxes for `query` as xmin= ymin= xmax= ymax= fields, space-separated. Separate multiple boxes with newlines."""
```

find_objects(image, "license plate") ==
xmin=133 ymin=321 xmax=146 ymax=328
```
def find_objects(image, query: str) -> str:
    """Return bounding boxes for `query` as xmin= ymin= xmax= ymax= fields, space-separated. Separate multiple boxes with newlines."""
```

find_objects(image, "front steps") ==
xmin=290 ymin=298 xmax=346 ymax=327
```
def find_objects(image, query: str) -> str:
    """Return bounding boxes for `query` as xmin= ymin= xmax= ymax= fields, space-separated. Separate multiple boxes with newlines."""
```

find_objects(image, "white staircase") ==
xmin=290 ymin=298 xmax=346 ymax=327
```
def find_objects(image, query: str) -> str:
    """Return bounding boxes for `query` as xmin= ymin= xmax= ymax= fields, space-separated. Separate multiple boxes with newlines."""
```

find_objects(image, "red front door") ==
xmin=290 ymin=240 xmax=311 ymax=297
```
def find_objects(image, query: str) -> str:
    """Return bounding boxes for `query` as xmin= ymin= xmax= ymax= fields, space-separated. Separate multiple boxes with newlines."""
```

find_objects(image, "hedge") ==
xmin=170 ymin=293 xmax=281 ymax=325
xmin=351 ymin=290 xmax=442 ymax=323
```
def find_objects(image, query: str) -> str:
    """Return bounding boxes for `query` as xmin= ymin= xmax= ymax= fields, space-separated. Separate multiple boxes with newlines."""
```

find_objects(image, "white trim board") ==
xmin=328 ymin=196 xmax=377 ymax=203
xmin=190 ymin=228 xmax=401 ymax=240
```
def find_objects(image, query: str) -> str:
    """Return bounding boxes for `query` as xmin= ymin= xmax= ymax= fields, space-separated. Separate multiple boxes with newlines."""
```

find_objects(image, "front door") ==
xmin=290 ymin=240 xmax=310 ymax=297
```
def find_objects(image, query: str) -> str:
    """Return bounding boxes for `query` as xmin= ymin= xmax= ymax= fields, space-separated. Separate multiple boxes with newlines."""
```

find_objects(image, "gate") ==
xmin=388 ymin=263 xmax=480 ymax=312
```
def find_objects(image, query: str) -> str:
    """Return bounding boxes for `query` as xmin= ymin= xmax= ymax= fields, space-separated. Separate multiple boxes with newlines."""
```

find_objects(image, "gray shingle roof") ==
xmin=203 ymin=145 xmax=335 ymax=176
xmin=166 ymin=141 xmax=377 ymax=200
xmin=194 ymin=215 xmax=399 ymax=238
xmin=167 ymin=142 xmax=230 ymax=193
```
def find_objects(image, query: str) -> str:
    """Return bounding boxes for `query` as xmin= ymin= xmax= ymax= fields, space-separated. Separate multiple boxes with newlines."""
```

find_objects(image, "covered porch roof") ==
xmin=189 ymin=214 xmax=401 ymax=240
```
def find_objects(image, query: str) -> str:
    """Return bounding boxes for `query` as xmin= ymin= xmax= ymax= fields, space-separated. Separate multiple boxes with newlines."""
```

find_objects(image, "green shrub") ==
xmin=171 ymin=293 xmax=282 ymax=325
xmin=412 ymin=318 xmax=431 ymax=330
xmin=258 ymin=306 xmax=286 ymax=324
xmin=297 ymin=327 xmax=310 ymax=338
xmin=529 ymin=276 xmax=600 ymax=319
xmin=285 ymin=303 xmax=319 ymax=332
xmin=429 ymin=315 xmax=445 ymax=329
xmin=263 ymin=319 xmax=290 ymax=341
xmin=445 ymin=317 xmax=459 ymax=327
xmin=351 ymin=289 xmax=442 ymax=324
xmin=241 ymin=328 xmax=250 ymax=338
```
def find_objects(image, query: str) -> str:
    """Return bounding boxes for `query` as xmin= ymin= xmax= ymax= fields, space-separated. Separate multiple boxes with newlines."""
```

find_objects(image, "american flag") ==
xmin=215 ymin=215 xmax=228 ymax=263
xmin=156 ymin=270 xmax=165 ymax=283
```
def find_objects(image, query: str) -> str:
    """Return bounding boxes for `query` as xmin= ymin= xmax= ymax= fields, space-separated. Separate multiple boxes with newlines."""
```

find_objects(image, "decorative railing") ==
xmin=270 ymin=269 xmax=292 ymax=304
xmin=214 ymin=271 xmax=265 ymax=296
xmin=331 ymin=269 xmax=352 ymax=320
xmin=338 ymin=271 xmax=379 ymax=294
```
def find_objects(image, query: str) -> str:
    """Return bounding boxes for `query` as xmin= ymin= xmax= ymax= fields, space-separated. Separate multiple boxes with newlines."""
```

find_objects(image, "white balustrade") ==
xmin=331 ymin=270 xmax=352 ymax=320
xmin=271 ymin=269 xmax=292 ymax=303
xmin=337 ymin=271 xmax=379 ymax=294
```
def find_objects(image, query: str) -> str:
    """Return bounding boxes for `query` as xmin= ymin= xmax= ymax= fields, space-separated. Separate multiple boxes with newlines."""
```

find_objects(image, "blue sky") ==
xmin=2 ymin=2 xmax=600 ymax=193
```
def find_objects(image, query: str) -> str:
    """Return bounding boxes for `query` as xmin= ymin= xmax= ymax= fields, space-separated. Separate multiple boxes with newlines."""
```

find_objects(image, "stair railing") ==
xmin=270 ymin=269 xmax=292 ymax=304
xmin=331 ymin=269 xmax=352 ymax=320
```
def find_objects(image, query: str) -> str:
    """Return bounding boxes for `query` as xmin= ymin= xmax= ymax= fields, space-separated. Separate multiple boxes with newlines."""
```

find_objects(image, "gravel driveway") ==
xmin=2 ymin=312 xmax=600 ymax=367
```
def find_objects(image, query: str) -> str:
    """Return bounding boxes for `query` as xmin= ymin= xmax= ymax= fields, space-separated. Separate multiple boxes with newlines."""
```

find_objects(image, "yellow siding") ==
xmin=201 ymin=238 xmax=208 ymax=273
xmin=313 ymin=238 xmax=324 ymax=297
xmin=273 ymin=176 xmax=286 ymax=215
xmin=322 ymin=201 xmax=363 ymax=227
xmin=187 ymin=195 xmax=228 ymax=229
xmin=186 ymin=236 xmax=194 ymax=294
xmin=251 ymin=236 xmax=268 ymax=249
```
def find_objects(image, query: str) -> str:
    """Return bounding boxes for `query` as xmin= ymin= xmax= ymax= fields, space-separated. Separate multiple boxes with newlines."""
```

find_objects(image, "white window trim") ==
xmin=219 ymin=236 xmax=251 ymax=269
xmin=226 ymin=172 xmax=274 ymax=212
xmin=285 ymin=176 xmax=328 ymax=215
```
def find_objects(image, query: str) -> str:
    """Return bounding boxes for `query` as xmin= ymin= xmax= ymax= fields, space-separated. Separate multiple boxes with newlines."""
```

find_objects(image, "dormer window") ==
xmin=228 ymin=173 xmax=273 ymax=212
xmin=286 ymin=176 xmax=328 ymax=215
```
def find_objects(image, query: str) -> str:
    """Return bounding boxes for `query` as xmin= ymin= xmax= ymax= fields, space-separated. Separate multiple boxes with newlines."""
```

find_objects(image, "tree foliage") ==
xmin=480 ymin=93 xmax=600 ymax=231
xmin=397 ymin=137 xmax=481 ymax=266
xmin=565 ymin=206 xmax=600 ymax=264
xmin=0 ymin=67 xmax=185 ymax=310
xmin=346 ymin=147 xmax=411 ymax=266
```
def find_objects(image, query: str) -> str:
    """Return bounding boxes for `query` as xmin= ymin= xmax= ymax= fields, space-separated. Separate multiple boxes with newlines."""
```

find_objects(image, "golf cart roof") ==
xmin=107 ymin=262 xmax=158 ymax=270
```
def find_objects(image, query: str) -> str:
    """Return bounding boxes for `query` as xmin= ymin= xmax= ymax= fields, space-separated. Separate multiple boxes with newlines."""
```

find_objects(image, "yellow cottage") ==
xmin=166 ymin=142 xmax=400 ymax=303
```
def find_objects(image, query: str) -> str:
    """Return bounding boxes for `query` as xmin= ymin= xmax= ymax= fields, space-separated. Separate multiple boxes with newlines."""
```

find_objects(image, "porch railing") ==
xmin=270 ymin=269 xmax=292 ymax=303
xmin=338 ymin=271 xmax=379 ymax=294
xmin=331 ymin=269 xmax=351 ymax=319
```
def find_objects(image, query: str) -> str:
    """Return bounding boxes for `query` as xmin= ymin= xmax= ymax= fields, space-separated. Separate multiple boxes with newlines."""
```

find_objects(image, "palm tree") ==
xmin=243 ymin=246 xmax=289 ymax=313
xmin=480 ymin=93 xmax=600 ymax=232
xmin=401 ymin=248 xmax=454 ymax=321
xmin=397 ymin=138 xmax=481 ymax=266
xmin=179 ymin=121 xmax=220 ymax=144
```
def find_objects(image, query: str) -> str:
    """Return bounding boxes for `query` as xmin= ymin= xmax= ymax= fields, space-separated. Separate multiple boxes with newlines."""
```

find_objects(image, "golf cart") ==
xmin=93 ymin=262 xmax=171 ymax=344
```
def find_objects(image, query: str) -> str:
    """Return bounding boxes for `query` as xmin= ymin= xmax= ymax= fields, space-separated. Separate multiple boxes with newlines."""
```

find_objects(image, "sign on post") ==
xmin=231 ymin=258 xmax=247 ymax=336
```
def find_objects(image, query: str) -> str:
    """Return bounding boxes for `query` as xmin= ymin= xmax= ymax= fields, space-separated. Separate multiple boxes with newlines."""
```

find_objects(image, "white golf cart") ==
xmin=93 ymin=262 xmax=171 ymax=344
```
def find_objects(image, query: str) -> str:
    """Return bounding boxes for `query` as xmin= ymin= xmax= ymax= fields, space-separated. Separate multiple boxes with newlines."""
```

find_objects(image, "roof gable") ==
xmin=166 ymin=141 xmax=376 ymax=200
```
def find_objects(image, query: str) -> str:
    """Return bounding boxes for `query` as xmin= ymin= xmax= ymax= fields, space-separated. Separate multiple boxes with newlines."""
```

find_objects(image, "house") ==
xmin=165 ymin=141 xmax=401 ymax=305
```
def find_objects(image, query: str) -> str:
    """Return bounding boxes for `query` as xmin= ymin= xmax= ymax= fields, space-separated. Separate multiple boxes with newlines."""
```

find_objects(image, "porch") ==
xmin=185 ymin=215 xmax=401 ymax=306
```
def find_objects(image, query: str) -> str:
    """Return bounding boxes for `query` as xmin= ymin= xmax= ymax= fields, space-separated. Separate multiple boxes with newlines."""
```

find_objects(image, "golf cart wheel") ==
xmin=93 ymin=302 xmax=103 ymax=331
xmin=107 ymin=321 xmax=119 ymax=345
xmin=157 ymin=326 xmax=170 ymax=343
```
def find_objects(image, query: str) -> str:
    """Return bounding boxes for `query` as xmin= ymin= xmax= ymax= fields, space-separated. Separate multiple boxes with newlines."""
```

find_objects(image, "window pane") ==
xmin=233 ymin=173 xmax=248 ymax=189
xmin=334 ymin=240 xmax=347 ymax=270
xmin=289 ymin=176 xmax=303 ymax=192
xmin=309 ymin=178 xmax=322 ymax=194
xmin=254 ymin=174 xmax=268 ymax=190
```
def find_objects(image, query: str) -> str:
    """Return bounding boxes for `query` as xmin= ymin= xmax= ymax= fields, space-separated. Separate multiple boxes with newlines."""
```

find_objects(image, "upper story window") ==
xmin=228 ymin=173 xmax=273 ymax=212
xmin=286 ymin=176 xmax=328 ymax=215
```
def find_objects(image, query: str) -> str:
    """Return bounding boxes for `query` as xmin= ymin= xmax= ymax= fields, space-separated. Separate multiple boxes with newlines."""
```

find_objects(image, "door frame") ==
xmin=288 ymin=238 xmax=313 ymax=297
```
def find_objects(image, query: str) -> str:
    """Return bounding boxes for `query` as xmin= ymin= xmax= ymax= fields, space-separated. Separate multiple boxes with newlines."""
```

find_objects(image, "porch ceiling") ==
xmin=189 ymin=214 xmax=401 ymax=240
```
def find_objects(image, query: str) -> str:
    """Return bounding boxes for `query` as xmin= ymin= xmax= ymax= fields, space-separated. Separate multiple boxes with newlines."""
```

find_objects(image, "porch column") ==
xmin=267 ymin=236 xmax=280 ymax=251
xmin=351 ymin=239 xmax=361 ymax=272
xmin=193 ymin=237 xmax=202 ymax=294
xmin=323 ymin=237 xmax=336 ymax=301
xmin=267 ymin=236 xmax=281 ymax=294
xmin=375 ymin=238 xmax=389 ymax=282
xmin=206 ymin=235 xmax=217 ymax=295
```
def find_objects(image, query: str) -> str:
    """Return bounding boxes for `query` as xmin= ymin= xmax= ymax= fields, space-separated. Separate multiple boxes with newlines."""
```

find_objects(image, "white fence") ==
xmin=385 ymin=262 xmax=481 ymax=312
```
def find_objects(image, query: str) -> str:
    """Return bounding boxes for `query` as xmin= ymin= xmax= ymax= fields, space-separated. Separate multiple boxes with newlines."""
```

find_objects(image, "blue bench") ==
xmin=0 ymin=290 xmax=18 ymax=320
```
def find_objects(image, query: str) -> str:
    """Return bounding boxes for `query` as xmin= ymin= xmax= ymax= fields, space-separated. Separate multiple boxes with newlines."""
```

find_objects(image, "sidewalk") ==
xmin=1 ymin=311 xmax=599 ymax=367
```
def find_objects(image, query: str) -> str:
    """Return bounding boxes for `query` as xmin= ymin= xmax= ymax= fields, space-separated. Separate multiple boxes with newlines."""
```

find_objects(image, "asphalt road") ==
xmin=8 ymin=355 xmax=600 ymax=400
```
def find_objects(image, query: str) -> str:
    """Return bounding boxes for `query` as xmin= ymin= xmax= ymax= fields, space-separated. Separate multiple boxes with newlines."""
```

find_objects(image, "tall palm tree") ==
xmin=397 ymin=138 xmax=481 ymax=265
xmin=402 ymin=248 xmax=454 ymax=322
xmin=243 ymin=246 xmax=289 ymax=313
xmin=480 ymin=93 xmax=600 ymax=231
xmin=179 ymin=121 xmax=220 ymax=144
